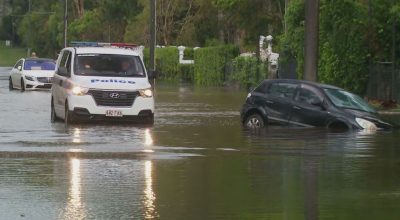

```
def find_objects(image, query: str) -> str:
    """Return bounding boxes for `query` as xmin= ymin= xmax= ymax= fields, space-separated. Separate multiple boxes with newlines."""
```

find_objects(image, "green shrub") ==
xmin=194 ymin=45 xmax=239 ymax=85
xmin=230 ymin=56 xmax=265 ymax=88
xmin=143 ymin=46 xmax=196 ymax=82
xmin=143 ymin=47 xmax=180 ymax=81
xmin=178 ymin=64 xmax=194 ymax=82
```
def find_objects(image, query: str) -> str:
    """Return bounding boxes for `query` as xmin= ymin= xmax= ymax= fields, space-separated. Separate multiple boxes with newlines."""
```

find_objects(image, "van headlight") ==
xmin=139 ymin=88 xmax=153 ymax=98
xmin=355 ymin=118 xmax=377 ymax=130
xmin=71 ymin=86 xmax=89 ymax=96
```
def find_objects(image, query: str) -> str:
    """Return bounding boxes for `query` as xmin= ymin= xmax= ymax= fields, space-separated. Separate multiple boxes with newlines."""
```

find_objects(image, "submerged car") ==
xmin=240 ymin=79 xmax=392 ymax=130
xmin=9 ymin=58 xmax=56 ymax=91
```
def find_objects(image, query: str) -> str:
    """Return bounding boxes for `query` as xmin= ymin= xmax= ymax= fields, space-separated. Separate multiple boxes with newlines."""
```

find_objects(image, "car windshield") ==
xmin=24 ymin=60 xmax=55 ymax=70
xmin=75 ymin=54 xmax=145 ymax=77
xmin=324 ymin=88 xmax=376 ymax=113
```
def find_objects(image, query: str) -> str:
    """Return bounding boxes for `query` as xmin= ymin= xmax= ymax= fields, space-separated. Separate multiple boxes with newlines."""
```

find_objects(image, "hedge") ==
xmin=230 ymin=56 xmax=266 ymax=88
xmin=143 ymin=46 xmax=195 ymax=82
xmin=193 ymin=45 xmax=239 ymax=86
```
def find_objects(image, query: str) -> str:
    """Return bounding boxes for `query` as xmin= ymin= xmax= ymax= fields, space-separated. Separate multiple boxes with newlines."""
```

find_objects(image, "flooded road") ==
xmin=1 ymin=71 xmax=400 ymax=219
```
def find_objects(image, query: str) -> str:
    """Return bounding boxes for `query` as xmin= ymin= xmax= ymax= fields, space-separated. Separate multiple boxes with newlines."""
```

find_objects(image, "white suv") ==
xmin=51 ymin=43 xmax=155 ymax=125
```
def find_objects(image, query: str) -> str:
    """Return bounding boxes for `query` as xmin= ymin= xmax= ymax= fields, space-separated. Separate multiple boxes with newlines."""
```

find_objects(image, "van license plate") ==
xmin=105 ymin=110 xmax=123 ymax=117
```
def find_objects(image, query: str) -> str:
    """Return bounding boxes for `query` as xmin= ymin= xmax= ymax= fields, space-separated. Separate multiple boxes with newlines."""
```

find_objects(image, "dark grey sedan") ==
xmin=240 ymin=79 xmax=392 ymax=130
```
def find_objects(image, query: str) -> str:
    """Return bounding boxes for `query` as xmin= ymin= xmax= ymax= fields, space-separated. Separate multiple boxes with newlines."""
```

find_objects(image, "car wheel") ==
xmin=64 ymin=101 xmax=76 ymax=126
xmin=244 ymin=114 xmax=265 ymax=129
xmin=20 ymin=78 xmax=25 ymax=91
xmin=9 ymin=77 xmax=14 ymax=90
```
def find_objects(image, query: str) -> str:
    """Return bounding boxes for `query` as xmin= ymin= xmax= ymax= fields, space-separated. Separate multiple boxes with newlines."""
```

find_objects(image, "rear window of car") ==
xmin=267 ymin=82 xmax=297 ymax=99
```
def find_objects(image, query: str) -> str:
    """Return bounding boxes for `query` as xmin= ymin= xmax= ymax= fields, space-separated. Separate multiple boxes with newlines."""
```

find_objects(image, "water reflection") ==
xmin=144 ymin=129 xmax=153 ymax=146
xmin=143 ymin=160 xmax=158 ymax=219
xmin=72 ymin=128 xmax=81 ymax=144
xmin=64 ymin=158 xmax=86 ymax=219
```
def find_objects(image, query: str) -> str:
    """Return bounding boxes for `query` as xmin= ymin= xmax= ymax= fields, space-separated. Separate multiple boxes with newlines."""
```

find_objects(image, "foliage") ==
xmin=143 ymin=46 xmax=195 ymax=82
xmin=279 ymin=0 xmax=371 ymax=94
xmin=277 ymin=0 xmax=305 ymax=78
xmin=193 ymin=45 xmax=239 ymax=85
xmin=230 ymin=56 xmax=265 ymax=88
xmin=318 ymin=0 xmax=369 ymax=94
xmin=69 ymin=9 xmax=105 ymax=42
xmin=1 ymin=0 xmax=399 ymax=92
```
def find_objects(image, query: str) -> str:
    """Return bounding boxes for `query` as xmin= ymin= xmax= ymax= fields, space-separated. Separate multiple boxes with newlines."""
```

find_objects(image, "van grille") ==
xmin=88 ymin=90 xmax=139 ymax=107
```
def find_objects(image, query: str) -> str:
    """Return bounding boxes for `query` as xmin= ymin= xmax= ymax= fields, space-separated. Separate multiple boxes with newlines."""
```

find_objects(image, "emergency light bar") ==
xmin=70 ymin=41 xmax=137 ymax=48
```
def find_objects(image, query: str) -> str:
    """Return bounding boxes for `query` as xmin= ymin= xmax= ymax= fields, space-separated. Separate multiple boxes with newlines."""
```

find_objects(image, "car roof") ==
xmin=67 ymin=47 xmax=142 ymax=56
xmin=261 ymin=79 xmax=342 ymax=90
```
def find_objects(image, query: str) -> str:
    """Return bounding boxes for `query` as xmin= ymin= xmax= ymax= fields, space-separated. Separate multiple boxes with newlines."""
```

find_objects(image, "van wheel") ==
xmin=51 ymin=98 xmax=60 ymax=123
xmin=244 ymin=114 xmax=265 ymax=129
xmin=20 ymin=78 xmax=25 ymax=91
xmin=9 ymin=77 xmax=14 ymax=90
xmin=64 ymin=101 xmax=76 ymax=126
xmin=145 ymin=115 xmax=154 ymax=125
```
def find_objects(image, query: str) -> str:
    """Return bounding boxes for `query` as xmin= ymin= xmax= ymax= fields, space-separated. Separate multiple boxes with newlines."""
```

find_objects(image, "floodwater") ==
xmin=1 ymin=70 xmax=400 ymax=219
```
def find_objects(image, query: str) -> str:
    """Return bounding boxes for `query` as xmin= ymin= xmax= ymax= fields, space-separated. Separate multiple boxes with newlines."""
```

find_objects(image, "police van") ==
xmin=51 ymin=42 xmax=155 ymax=125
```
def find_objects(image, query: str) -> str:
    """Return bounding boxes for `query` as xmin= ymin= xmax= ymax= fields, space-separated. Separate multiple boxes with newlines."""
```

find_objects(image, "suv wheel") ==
xmin=244 ymin=114 xmax=265 ymax=129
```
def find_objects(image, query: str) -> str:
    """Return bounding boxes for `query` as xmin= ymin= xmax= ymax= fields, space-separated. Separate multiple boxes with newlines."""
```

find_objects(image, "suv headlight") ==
xmin=25 ymin=75 xmax=35 ymax=81
xmin=355 ymin=118 xmax=377 ymax=130
xmin=71 ymin=86 xmax=89 ymax=96
xmin=139 ymin=88 xmax=153 ymax=98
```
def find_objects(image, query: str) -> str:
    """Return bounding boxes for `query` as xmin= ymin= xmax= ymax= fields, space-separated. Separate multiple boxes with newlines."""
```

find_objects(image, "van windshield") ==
xmin=75 ymin=54 xmax=145 ymax=77
xmin=324 ymin=88 xmax=376 ymax=113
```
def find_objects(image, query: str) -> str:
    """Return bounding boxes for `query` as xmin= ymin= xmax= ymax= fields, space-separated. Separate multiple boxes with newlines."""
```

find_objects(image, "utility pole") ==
xmin=64 ymin=0 xmax=68 ymax=48
xmin=27 ymin=0 xmax=32 ymax=57
xmin=304 ymin=0 xmax=319 ymax=82
xmin=391 ymin=0 xmax=397 ymax=100
xmin=149 ymin=0 xmax=156 ymax=72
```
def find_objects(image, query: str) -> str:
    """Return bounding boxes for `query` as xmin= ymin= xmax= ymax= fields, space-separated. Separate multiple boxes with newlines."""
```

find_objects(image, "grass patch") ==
xmin=0 ymin=42 xmax=27 ymax=66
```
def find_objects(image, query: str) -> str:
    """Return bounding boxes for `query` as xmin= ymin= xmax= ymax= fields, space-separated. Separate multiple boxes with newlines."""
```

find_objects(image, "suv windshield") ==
xmin=24 ymin=59 xmax=55 ymax=70
xmin=75 ymin=54 xmax=145 ymax=77
xmin=324 ymin=88 xmax=376 ymax=113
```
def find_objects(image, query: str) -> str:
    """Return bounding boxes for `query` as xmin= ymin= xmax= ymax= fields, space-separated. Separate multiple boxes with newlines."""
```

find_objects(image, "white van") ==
xmin=51 ymin=43 xmax=155 ymax=125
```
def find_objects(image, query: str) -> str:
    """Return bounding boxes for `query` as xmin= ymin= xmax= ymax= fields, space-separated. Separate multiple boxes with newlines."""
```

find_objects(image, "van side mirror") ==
xmin=147 ymin=70 xmax=157 ymax=80
xmin=57 ymin=67 xmax=70 ymax=77
xmin=17 ymin=66 xmax=22 ymax=71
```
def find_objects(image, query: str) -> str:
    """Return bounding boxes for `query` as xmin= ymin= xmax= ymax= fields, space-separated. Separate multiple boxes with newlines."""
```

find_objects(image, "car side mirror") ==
xmin=17 ymin=66 xmax=22 ymax=71
xmin=57 ymin=67 xmax=70 ymax=77
xmin=311 ymin=99 xmax=325 ymax=110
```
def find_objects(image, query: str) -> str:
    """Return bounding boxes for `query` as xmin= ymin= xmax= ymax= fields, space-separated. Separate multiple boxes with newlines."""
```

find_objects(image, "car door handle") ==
xmin=293 ymin=106 xmax=301 ymax=110
xmin=266 ymin=100 xmax=274 ymax=104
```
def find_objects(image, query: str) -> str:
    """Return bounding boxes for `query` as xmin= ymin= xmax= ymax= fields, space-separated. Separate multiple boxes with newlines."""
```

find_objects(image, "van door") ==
xmin=53 ymin=50 xmax=72 ymax=116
